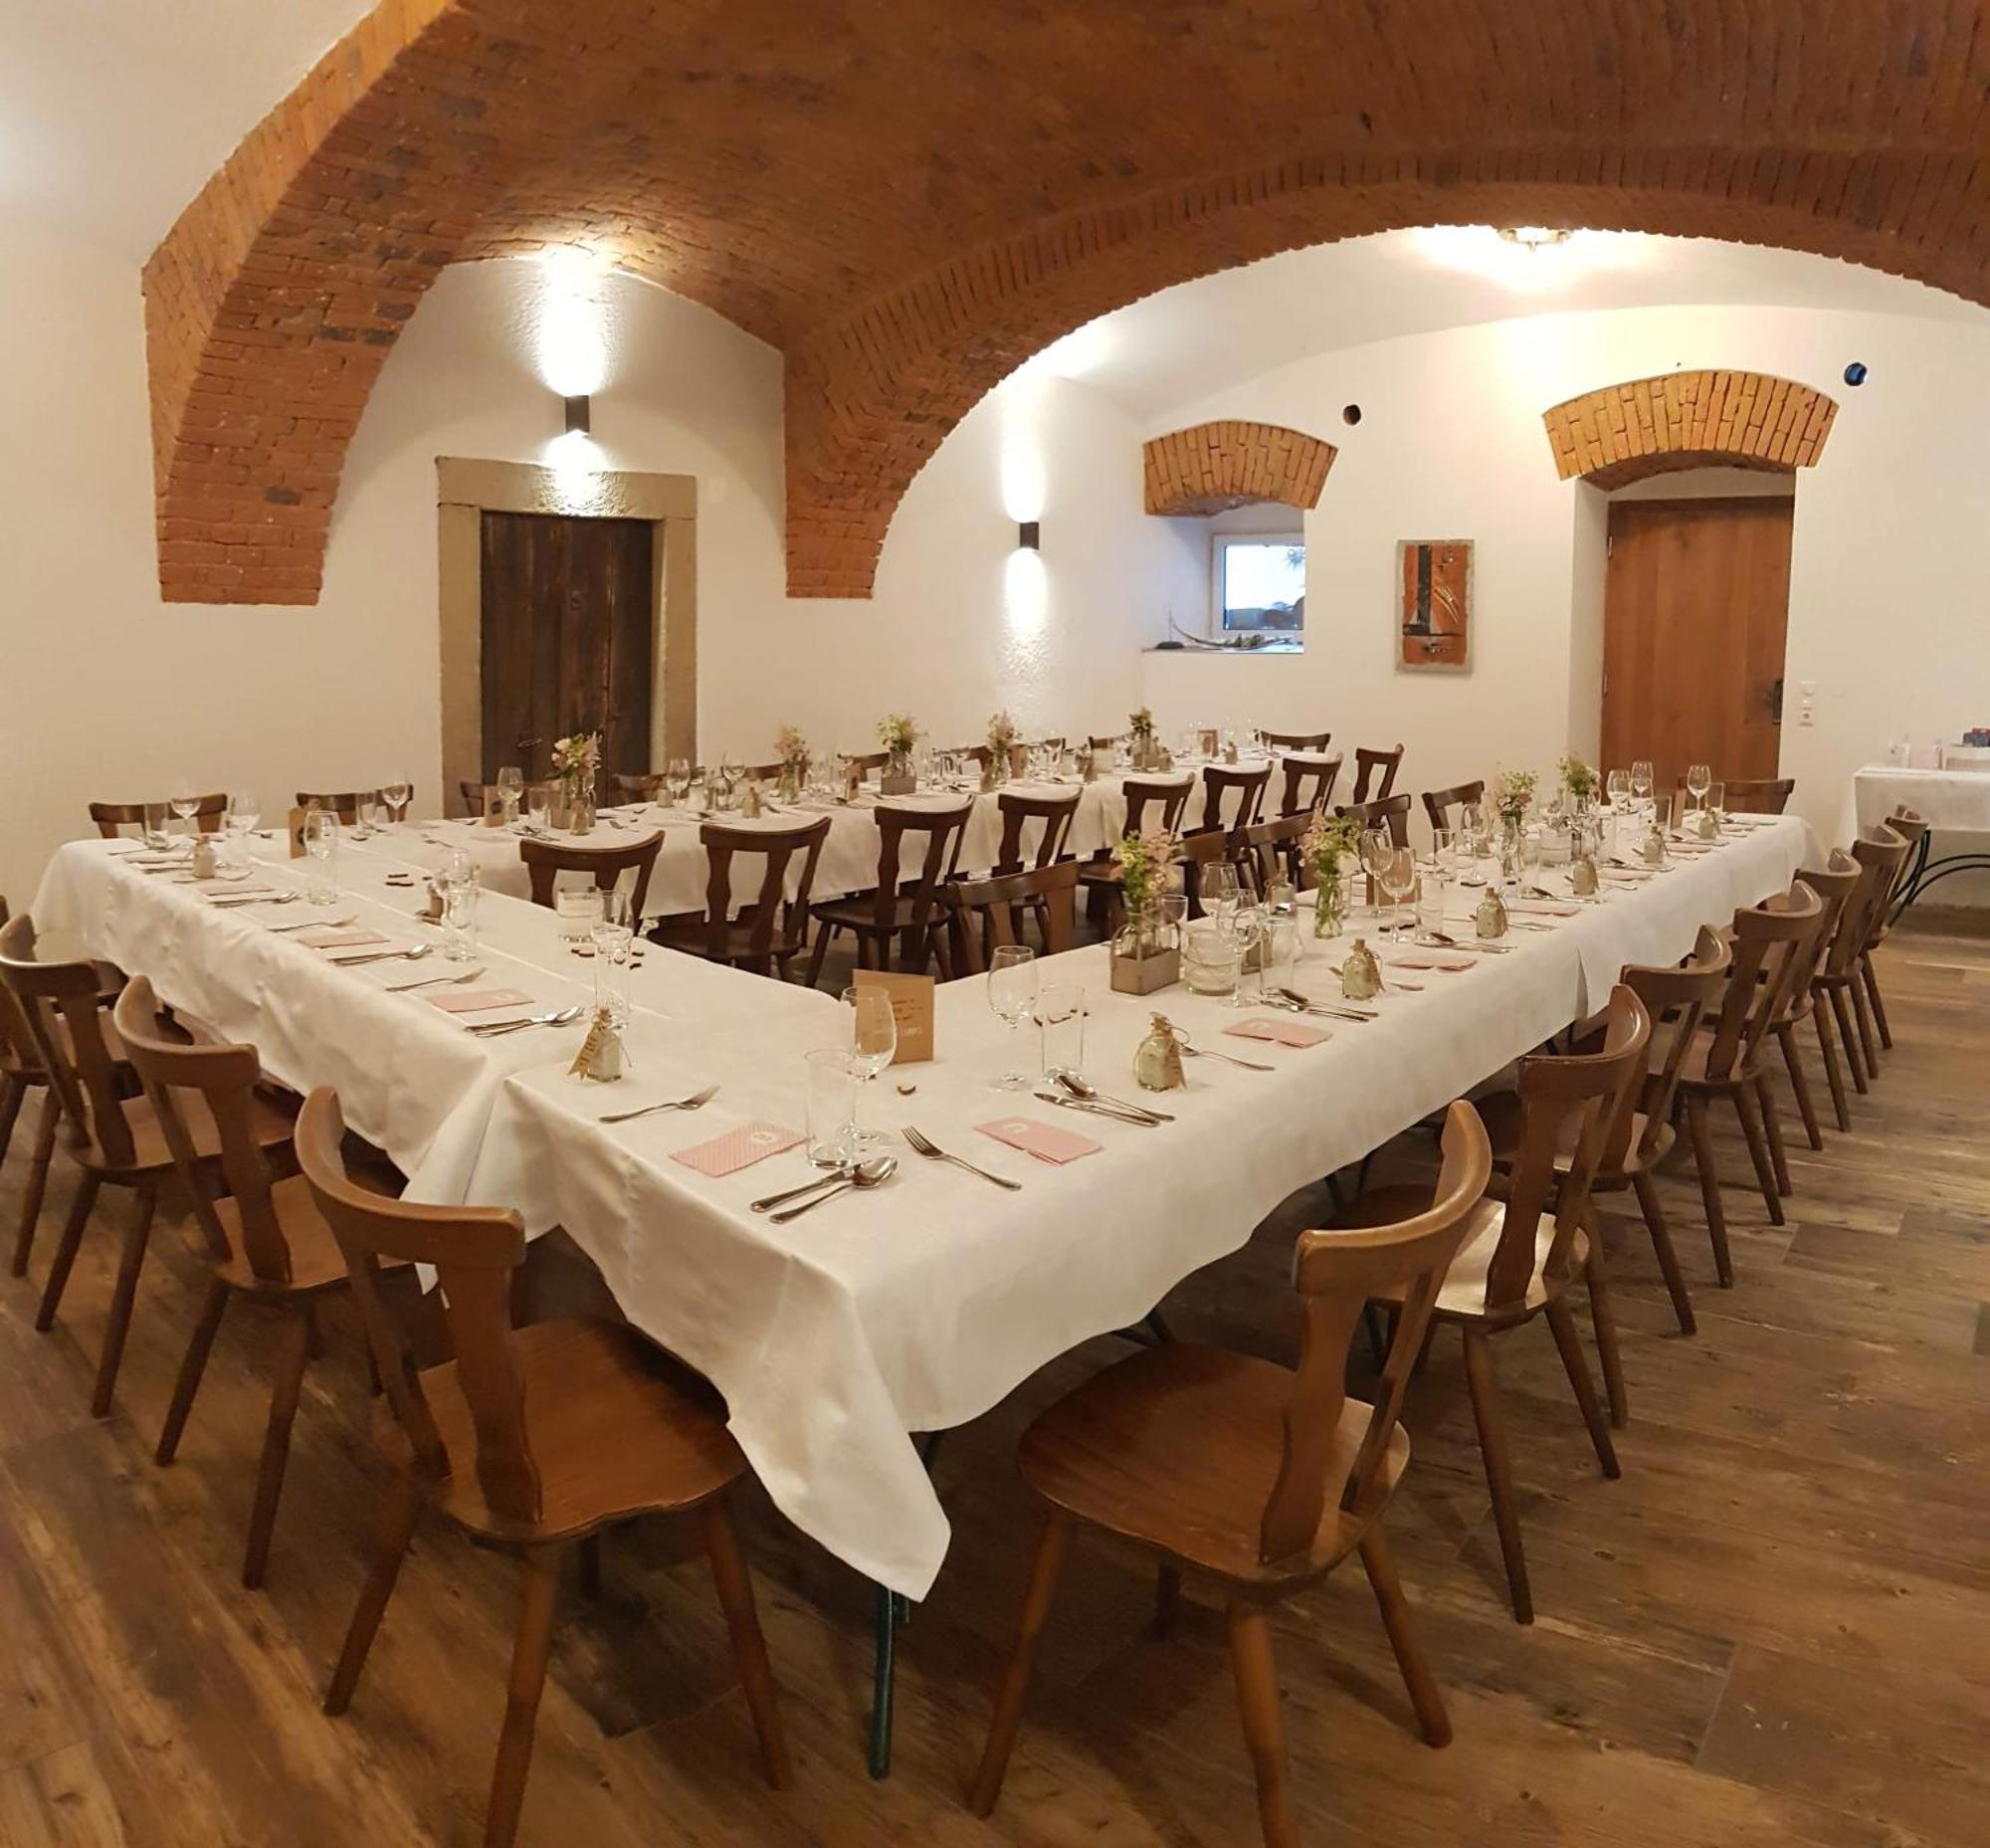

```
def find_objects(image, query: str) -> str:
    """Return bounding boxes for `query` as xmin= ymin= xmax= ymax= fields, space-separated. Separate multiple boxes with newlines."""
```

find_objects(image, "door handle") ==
xmin=1767 ymin=678 xmax=1784 ymax=725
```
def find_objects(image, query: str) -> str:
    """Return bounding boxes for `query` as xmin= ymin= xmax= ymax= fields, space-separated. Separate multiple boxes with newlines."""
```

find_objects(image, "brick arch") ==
xmin=1541 ymin=371 xmax=1840 ymax=491
xmin=145 ymin=0 xmax=1990 ymax=605
xmin=1142 ymin=422 xmax=1336 ymax=517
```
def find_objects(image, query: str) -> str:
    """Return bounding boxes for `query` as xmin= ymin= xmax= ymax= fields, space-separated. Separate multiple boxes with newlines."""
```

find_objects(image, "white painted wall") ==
xmin=1136 ymin=304 xmax=1990 ymax=864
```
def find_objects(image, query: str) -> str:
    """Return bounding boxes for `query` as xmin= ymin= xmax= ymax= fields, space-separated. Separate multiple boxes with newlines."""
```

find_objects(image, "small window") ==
xmin=1213 ymin=535 xmax=1305 ymax=638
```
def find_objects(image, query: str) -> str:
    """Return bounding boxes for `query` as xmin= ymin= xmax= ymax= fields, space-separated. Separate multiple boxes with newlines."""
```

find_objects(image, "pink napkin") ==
xmin=1389 ymin=952 xmax=1476 ymax=972
xmin=1509 ymin=900 xmax=1579 ymax=918
xmin=1225 ymin=1017 xmax=1334 ymax=1048
xmin=427 ymin=987 xmax=534 ymax=1014
xmin=976 ymin=1117 xmax=1101 ymax=1164
xmin=298 ymin=927 xmax=388 ymax=949
xmin=673 ymin=1123 xmax=805 ymax=1177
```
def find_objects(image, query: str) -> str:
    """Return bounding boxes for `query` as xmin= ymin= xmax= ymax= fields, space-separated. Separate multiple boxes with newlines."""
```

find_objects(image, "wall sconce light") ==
xmin=563 ymin=394 xmax=592 ymax=435
xmin=1017 ymin=520 xmax=1041 ymax=550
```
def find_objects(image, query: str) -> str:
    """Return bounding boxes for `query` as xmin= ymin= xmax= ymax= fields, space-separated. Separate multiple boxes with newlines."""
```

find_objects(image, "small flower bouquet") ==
xmin=1300 ymin=810 xmax=1362 ymax=937
xmin=1558 ymin=755 xmax=1597 ymax=804
xmin=1493 ymin=766 xmax=1537 ymax=826
xmin=986 ymin=710 xmax=1018 ymax=754
xmin=550 ymin=730 xmax=602 ymax=831
xmin=878 ymin=714 xmax=919 ymax=793
xmin=774 ymin=723 xmax=809 ymax=799
xmin=1128 ymin=706 xmax=1159 ymax=768
xmin=1109 ymin=828 xmax=1181 ymax=993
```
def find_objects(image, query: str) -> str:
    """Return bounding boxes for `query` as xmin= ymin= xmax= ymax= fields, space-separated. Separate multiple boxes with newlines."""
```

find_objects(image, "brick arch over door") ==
xmin=1142 ymin=422 xmax=1336 ymax=517
xmin=144 ymin=0 xmax=1990 ymax=605
xmin=1541 ymin=370 xmax=1840 ymax=491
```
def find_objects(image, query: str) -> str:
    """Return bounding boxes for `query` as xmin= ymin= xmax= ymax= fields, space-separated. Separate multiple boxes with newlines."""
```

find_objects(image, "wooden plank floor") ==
xmin=0 ymin=926 xmax=1984 ymax=1846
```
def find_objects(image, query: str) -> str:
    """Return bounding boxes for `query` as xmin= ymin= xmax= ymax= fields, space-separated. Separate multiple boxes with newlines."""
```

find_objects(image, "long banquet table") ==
xmin=34 ymin=812 xmax=1810 ymax=1600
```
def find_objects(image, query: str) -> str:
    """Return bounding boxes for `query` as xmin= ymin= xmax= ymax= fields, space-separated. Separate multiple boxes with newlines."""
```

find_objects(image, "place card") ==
xmin=482 ymin=786 xmax=507 ymax=827
xmin=976 ymin=1118 xmax=1100 ymax=1164
xmin=673 ymin=1123 xmax=805 ymax=1177
xmin=427 ymin=986 xmax=534 ymax=1014
xmin=853 ymin=970 xmax=934 ymax=1064
xmin=1225 ymin=1017 xmax=1333 ymax=1048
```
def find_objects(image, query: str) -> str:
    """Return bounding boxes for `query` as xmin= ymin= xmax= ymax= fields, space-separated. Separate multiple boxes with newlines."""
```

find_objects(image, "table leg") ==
xmin=867 ymin=1430 xmax=945 ymax=1779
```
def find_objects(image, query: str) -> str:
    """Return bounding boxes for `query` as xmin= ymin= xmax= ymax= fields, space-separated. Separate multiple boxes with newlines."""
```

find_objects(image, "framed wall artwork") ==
xmin=1397 ymin=538 xmax=1472 ymax=670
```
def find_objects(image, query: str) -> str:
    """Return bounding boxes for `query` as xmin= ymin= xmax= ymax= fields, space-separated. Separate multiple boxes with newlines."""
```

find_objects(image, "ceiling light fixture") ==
xmin=1497 ymin=226 xmax=1573 ymax=252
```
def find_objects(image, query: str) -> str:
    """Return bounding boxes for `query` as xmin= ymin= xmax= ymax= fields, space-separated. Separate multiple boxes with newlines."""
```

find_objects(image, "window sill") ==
xmin=1147 ymin=640 xmax=1304 ymax=656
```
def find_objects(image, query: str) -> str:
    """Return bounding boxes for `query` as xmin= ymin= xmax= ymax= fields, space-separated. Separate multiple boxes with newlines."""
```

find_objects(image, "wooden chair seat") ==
xmin=810 ymin=890 xmax=943 ymax=936
xmin=394 ymin=1317 xmax=745 ymax=1544
xmin=651 ymin=916 xmax=800 ymax=965
xmin=209 ymin=1173 xmax=383 ymax=1296
xmin=1476 ymin=1093 xmax=1675 ymax=1185
xmin=1018 ymin=1342 xmax=1408 ymax=1585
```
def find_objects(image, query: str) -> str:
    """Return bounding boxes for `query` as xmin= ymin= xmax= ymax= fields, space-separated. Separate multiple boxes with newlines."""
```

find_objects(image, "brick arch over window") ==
xmin=145 ymin=0 xmax=1990 ymax=605
xmin=1541 ymin=370 xmax=1840 ymax=491
xmin=1142 ymin=422 xmax=1336 ymax=517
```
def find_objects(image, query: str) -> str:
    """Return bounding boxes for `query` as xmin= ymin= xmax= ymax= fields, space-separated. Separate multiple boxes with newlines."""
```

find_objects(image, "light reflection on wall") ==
xmin=1409 ymin=226 xmax=1658 ymax=295
xmin=531 ymin=246 xmax=614 ymax=397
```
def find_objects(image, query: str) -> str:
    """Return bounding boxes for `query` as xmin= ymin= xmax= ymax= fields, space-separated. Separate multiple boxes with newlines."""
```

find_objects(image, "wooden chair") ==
xmin=613 ymin=772 xmax=668 ymax=801
xmin=1087 ymin=733 xmax=1124 ymax=752
xmin=1420 ymin=779 xmax=1487 ymax=835
xmin=650 ymin=818 xmax=831 ymax=978
xmin=1079 ymin=776 xmax=1195 ymax=932
xmin=1766 ymin=852 xmax=1862 ymax=1150
xmin=841 ymin=748 xmax=892 ymax=775
xmin=295 ymin=1089 xmax=789 ymax=1848
xmin=1722 ymin=776 xmax=1795 ymax=814
xmin=1337 ymin=792 xmax=1413 ymax=850
xmin=1858 ymin=812 xmax=1923 ymax=1052
xmin=1816 ymin=824 xmax=1912 ymax=1102
xmin=89 ymin=794 xmax=227 ymax=838
xmin=1234 ymin=812 xmax=1310 ymax=901
xmin=1484 ymin=929 xmax=1730 ymax=1337
xmin=969 ymin=1101 xmax=1493 ymax=1848
xmin=1198 ymin=761 xmax=1273 ymax=832
xmin=1278 ymin=751 xmax=1341 ymax=816
xmin=0 ymin=914 xmax=295 ymax=1417
xmin=805 ymin=801 xmax=973 ymax=985
xmin=948 ymin=862 xmax=1080 ymax=975
xmin=1672 ymin=883 xmax=1825 ymax=1286
xmin=459 ymin=780 xmax=487 ymax=817
xmin=1326 ymin=987 xmax=1651 ymax=1623
xmin=1350 ymin=743 xmax=1405 ymax=803
xmin=297 ymin=789 xmax=385 ymax=824
xmin=1178 ymin=826 xmax=1242 ymax=919
xmin=1260 ymin=729 xmax=1330 ymax=752
xmin=991 ymin=788 xmax=1082 ymax=874
xmin=112 ymin=977 xmax=403 ymax=1586
xmin=0 ymin=899 xmax=63 ymax=1282
xmin=518 ymin=832 xmax=663 ymax=921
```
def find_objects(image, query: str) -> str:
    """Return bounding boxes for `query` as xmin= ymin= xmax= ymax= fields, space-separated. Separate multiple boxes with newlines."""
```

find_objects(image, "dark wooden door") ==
xmin=479 ymin=512 xmax=654 ymax=784
xmin=1602 ymin=496 xmax=1793 ymax=790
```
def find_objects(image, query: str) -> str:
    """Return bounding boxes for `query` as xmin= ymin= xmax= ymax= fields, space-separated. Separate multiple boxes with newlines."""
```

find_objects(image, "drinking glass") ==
xmin=496 ymin=765 xmax=524 ymax=822
xmin=1358 ymin=827 xmax=1394 ymax=921
xmin=666 ymin=760 xmax=693 ymax=808
xmin=1260 ymin=913 xmax=1300 ymax=995
xmin=1457 ymin=804 xmax=1488 ymax=886
xmin=1426 ymin=826 xmax=1456 ymax=882
xmin=1630 ymin=759 xmax=1655 ymax=814
xmin=381 ymin=777 xmax=411 ymax=825
xmin=841 ymin=984 xmax=898 ymax=1146
xmin=1606 ymin=767 xmax=1631 ymax=808
xmin=304 ymin=810 xmax=340 ymax=904
xmin=226 ymin=788 xmax=260 ymax=850
xmin=1223 ymin=905 xmax=1265 ymax=1007
xmin=590 ymin=888 xmax=636 ymax=1026
xmin=555 ymin=884 xmax=604 ymax=946
xmin=804 ymin=1048 xmax=859 ymax=1169
xmin=1183 ymin=920 xmax=1242 ymax=997
xmin=1376 ymin=845 xmax=1417 ymax=937
xmin=1415 ymin=875 xmax=1450 ymax=942
xmin=443 ymin=875 xmax=481 ymax=961
xmin=169 ymin=778 xmax=199 ymax=835
xmin=1707 ymin=779 xmax=1726 ymax=828
xmin=1037 ymin=980 xmax=1086 ymax=1081
xmin=1519 ymin=827 xmax=1545 ymax=892
xmin=353 ymin=792 xmax=380 ymax=838
xmin=987 ymin=945 xmax=1038 ymax=1090
xmin=1201 ymin=860 xmax=1241 ymax=923
xmin=524 ymin=781 xmax=551 ymax=832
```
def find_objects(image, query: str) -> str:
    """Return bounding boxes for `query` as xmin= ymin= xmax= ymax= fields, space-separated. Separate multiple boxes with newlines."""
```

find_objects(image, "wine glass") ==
xmin=304 ymin=810 xmax=340 ymax=905
xmin=665 ymin=759 xmax=693 ymax=808
xmin=1223 ymin=904 xmax=1266 ymax=1007
xmin=169 ymin=777 xmax=199 ymax=836
xmin=1201 ymin=860 xmax=1241 ymax=923
xmin=839 ymin=985 xmax=897 ymax=1147
xmin=1359 ymin=827 xmax=1394 ymax=923
xmin=1457 ymin=804 xmax=1488 ymax=886
xmin=1630 ymin=759 xmax=1654 ymax=816
xmin=496 ymin=764 xmax=524 ymax=822
xmin=381 ymin=776 xmax=411 ymax=825
xmin=1376 ymin=844 xmax=1417 ymax=938
xmin=987 ymin=945 xmax=1037 ymax=1090
xmin=1686 ymin=762 xmax=1711 ymax=815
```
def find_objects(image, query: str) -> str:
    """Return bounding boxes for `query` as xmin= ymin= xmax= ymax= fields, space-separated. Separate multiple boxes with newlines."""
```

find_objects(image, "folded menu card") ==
xmin=1389 ymin=952 xmax=1477 ymax=972
xmin=852 ymin=969 xmax=935 ymax=1064
xmin=976 ymin=1118 xmax=1100 ymax=1163
xmin=427 ymin=987 xmax=534 ymax=1014
xmin=673 ymin=1123 xmax=805 ymax=1177
xmin=1225 ymin=1017 xmax=1334 ymax=1048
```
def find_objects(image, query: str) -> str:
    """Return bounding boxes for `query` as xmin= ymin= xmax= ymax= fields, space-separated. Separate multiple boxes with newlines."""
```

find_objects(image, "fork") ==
xmin=269 ymin=913 xmax=354 ymax=932
xmin=390 ymin=965 xmax=485 ymax=992
xmin=1178 ymin=1042 xmax=1274 ymax=1072
xmin=598 ymin=1084 xmax=719 ymax=1125
xmin=901 ymin=1127 xmax=1022 ymax=1189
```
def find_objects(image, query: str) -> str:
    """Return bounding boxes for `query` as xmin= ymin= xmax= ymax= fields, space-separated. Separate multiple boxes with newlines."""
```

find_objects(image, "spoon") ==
xmin=467 ymin=1004 xmax=585 ymax=1036
xmin=1177 ymin=1040 xmax=1274 ymax=1072
xmin=767 ymin=1154 xmax=896 ymax=1224
xmin=1054 ymin=1070 xmax=1172 ymax=1122
xmin=1424 ymin=931 xmax=1511 ymax=956
xmin=751 ymin=1161 xmax=863 ymax=1214
xmin=391 ymin=964 xmax=486 ymax=991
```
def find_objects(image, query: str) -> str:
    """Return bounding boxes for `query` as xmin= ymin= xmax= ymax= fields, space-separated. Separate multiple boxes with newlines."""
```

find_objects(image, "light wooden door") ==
xmin=479 ymin=512 xmax=654 ymax=784
xmin=1601 ymin=496 xmax=1793 ymax=790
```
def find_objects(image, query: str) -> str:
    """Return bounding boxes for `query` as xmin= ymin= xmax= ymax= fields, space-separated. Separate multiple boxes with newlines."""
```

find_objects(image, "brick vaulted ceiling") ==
xmin=146 ymin=0 xmax=1990 ymax=605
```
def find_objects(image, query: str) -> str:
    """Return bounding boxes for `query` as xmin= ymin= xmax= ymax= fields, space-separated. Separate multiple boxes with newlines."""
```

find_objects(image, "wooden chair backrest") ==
xmin=1088 ymin=733 xmax=1124 ymax=751
xmin=1420 ymin=779 xmax=1487 ymax=835
xmin=860 ymin=802 xmax=974 ymax=934
xmin=948 ymin=861 xmax=1080 ymax=974
xmin=1780 ymin=851 xmax=1861 ymax=1010
xmin=112 ymin=977 xmax=294 ymax=1283
xmin=1262 ymin=1100 xmax=1492 ymax=1559
xmin=1723 ymin=776 xmax=1795 ymax=814
xmin=519 ymin=832 xmax=663 ymax=919
xmin=1483 ymin=986 xmax=1650 ymax=1312
xmin=1615 ymin=926 xmax=1730 ymax=1166
xmin=458 ymin=780 xmax=485 ymax=817
xmin=1176 ymin=826 xmax=1237 ymax=918
xmin=1261 ymin=730 xmax=1330 ymax=752
xmin=1701 ymin=882 xmax=1824 ymax=1083
xmin=0 ymin=912 xmax=133 ymax=1168
xmin=696 ymin=817 xmax=831 ymax=961
xmin=1120 ymin=776 xmax=1193 ymax=837
xmin=1350 ymin=743 xmax=1404 ymax=803
xmin=842 ymin=749 xmax=891 ymax=774
xmin=0 ymin=900 xmax=43 ymax=1077
xmin=90 ymin=794 xmax=226 ymax=838
xmin=296 ymin=1088 xmax=538 ymax=1519
xmin=1336 ymin=792 xmax=1413 ymax=850
xmin=1845 ymin=823 xmax=1912 ymax=964
xmin=1280 ymin=752 xmax=1342 ymax=817
xmin=1198 ymin=762 xmax=1273 ymax=832
xmin=297 ymin=789 xmax=383 ymax=825
xmin=613 ymin=772 xmax=668 ymax=801
xmin=993 ymin=789 xmax=1082 ymax=875
xmin=1234 ymin=812 xmax=1310 ymax=899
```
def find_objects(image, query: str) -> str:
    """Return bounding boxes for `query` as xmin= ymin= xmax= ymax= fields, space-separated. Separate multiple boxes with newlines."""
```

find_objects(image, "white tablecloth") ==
xmin=463 ymin=813 xmax=1809 ymax=1599
xmin=1853 ymin=765 xmax=1990 ymax=833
